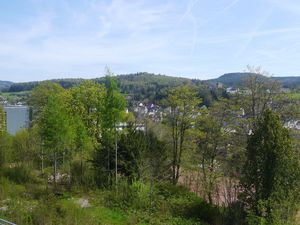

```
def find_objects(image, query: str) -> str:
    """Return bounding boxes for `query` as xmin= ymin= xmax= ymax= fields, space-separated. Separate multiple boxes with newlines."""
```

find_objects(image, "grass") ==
xmin=287 ymin=92 xmax=300 ymax=100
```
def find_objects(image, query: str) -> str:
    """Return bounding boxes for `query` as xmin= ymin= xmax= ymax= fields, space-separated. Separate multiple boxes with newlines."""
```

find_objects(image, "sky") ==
xmin=1 ymin=0 xmax=300 ymax=82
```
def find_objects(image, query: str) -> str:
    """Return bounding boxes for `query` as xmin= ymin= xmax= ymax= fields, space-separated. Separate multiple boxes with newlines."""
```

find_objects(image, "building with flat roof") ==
xmin=3 ymin=106 xmax=30 ymax=135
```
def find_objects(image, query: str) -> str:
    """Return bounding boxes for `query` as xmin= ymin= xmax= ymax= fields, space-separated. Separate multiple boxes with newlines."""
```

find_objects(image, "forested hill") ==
xmin=2 ymin=72 xmax=300 ymax=94
xmin=208 ymin=73 xmax=259 ymax=86
xmin=0 ymin=80 xmax=13 ymax=91
xmin=1 ymin=73 xmax=193 ymax=102
xmin=4 ymin=78 xmax=85 ymax=92
xmin=209 ymin=72 xmax=300 ymax=88
xmin=95 ymin=73 xmax=192 ymax=102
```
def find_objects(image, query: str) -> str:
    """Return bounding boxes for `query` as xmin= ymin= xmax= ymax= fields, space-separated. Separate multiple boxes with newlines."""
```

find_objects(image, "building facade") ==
xmin=3 ymin=106 xmax=30 ymax=135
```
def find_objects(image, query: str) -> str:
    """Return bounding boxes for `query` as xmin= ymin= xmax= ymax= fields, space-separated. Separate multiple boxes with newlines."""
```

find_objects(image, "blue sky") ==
xmin=1 ymin=0 xmax=300 ymax=82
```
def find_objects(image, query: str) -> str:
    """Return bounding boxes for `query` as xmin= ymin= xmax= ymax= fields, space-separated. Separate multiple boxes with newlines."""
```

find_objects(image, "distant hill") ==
xmin=272 ymin=76 xmax=300 ymax=88
xmin=208 ymin=73 xmax=259 ymax=86
xmin=0 ymin=80 xmax=13 ymax=91
xmin=4 ymin=72 xmax=300 ymax=107
xmin=5 ymin=73 xmax=192 ymax=103
xmin=3 ymin=72 xmax=300 ymax=96
xmin=209 ymin=73 xmax=300 ymax=88
xmin=95 ymin=72 xmax=192 ymax=102
xmin=8 ymin=78 xmax=85 ymax=92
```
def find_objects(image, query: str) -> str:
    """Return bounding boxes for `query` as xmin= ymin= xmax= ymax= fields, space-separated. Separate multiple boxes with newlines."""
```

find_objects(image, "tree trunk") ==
xmin=41 ymin=147 xmax=44 ymax=175
xmin=115 ymin=118 xmax=118 ymax=188
xmin=80 ymin=148 xmax=83 ymax=185
xmin=53 ymin=152 xmax=57 ymax=186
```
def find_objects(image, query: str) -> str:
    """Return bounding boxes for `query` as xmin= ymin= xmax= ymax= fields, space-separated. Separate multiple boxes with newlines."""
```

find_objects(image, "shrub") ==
xmin=0 ymin=166 xmax=34 ymax=184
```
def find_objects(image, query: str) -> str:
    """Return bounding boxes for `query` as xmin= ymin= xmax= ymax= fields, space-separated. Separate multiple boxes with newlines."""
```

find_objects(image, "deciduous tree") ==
xmin=39 ymin=93 xmax=74 ymax=184
xmin=166 ymin=85 xmax=201 ymax=184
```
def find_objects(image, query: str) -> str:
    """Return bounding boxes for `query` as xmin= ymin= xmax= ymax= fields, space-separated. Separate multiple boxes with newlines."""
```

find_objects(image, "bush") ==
xmin=155 ymin=182 xmax=189 ymax=199
xmin=155 ymin=182 xmax=222 ymax=225
xmin=0 ymin=166 xmax=34 ymax=184
xmin=223 ymin=202 xmax=245 ymax=225
xmin=101 ymin=179 xmax=141 ymax=209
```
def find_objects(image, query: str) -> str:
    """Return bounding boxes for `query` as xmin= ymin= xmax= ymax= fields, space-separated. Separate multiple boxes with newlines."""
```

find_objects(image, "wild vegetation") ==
xmin=0 ymin=69 xmax=300 ymax=224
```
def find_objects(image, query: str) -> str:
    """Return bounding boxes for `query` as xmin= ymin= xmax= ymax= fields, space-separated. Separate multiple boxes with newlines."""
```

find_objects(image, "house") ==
xmin=216 ymin=82 xmax=223 ymax=89
xmin=284 ymin=120 xmax=300 ymax=130
xmin=132 ymin=102 xmax=163 ymax=122
xmin=226 ymin=87 xmax=239 ymax=94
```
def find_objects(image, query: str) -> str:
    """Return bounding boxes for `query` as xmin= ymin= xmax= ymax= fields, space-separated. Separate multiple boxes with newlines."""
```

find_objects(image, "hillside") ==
xmin=0 ymin=80 xmax=13 ymax=91
xmin=95 ymin=72 xmax=192 ymax=102
xmin=5 ymin=73 xmax=192 ymax=103
xmin=209 ymin=72 xmax=300 ymax=88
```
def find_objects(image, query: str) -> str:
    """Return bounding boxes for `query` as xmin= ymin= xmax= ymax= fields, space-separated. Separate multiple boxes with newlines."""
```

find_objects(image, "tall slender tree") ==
xmin=0 ymin=105 xmax=5 ymax=136
xmin=166 ymin=85 xmax=201 ymax=184
xmin=68 ymin=81 xmax=105 ymax=185
xmin=0 ymin=105 xmax=7 ymax=167
xmin=196 ymin=99 xmax=241 ymax=204
xmin=103 ymin=72 xmax=126 ymax=186
xmin=92 ymin=70 xmax=126 ymax=187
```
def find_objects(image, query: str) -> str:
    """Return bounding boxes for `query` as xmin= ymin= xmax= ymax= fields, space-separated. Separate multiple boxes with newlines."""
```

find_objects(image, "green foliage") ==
xmin=96 ymin=72 xmax=192 ymax=103
xmin=39 ymin=94 xmax=74 ymax=153
xmin=12 ymin=129 xmax=39 ymax=167
xmin=93 ymin=74 xmax=127 ymax=187
xmin=240 ymin=109 xmax=300 ymax=224
xmin=68 ymin=80 xmax=105 ymax=141
xmin=196 ymin=99 xmax=244 ymax=204
xmin=29 ymin=82 xmax=65 ymax=120
xmin=38 ymin=92 xmax=75 ymax=185
xmin=0 ymin=105 xmax=5 ymax=136
xmin=0 ymin=91 xmax=30 ymax=105
xmin=67 ymin=81 xmax=104 ymax=186
xmin=142 ymin=130 xmax=170 ymax=182
xmin=0 ymin=176 xmax=216 ymax=225
xmin=0 ymin=133 xmax=12 ymax=167
xmin=3 ymin=72 xmax=300 ymax=225
xmin=102 ymin=74 xmax=127 ymax=132
xmin=99 ymin=180 xmax=215 ymax=225
xmin=70 ymin=158 xmax=95 ymax=187
xmin=7 ymin=72 xmax=193 ymax=104
xmin=8 ymin=79 xmax=84 ymax=92
xmin=117 ymin=126 xmax=147 ymax=182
